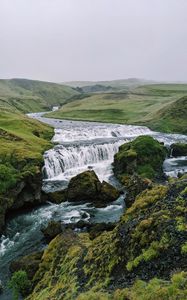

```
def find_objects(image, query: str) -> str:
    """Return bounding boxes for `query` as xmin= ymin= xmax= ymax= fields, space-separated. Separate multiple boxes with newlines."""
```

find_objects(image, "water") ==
xmin=0 ymin=113 xmax=187 ymax=299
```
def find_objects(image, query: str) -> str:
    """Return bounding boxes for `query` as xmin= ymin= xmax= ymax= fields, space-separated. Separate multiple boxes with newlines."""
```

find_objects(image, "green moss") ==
xmin=126 ymin=234 xmax=170 ymax=271
xmin=181 ymin=242 xmax=187 ymax=255
xmin=114 ymin=136 xmax=167 ymax=180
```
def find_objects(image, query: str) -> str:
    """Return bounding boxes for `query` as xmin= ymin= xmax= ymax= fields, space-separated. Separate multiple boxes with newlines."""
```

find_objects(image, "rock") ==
xmin=67 ymin=170 xmax=120 ymax=206
xmin=171 ymin=143 xmax=187 ymax=157
xmin=46 ymin=189 xmax=67 ymax=204
xmin=67 ymin=170 xmax=101 ymax=202
xmin=121 ymin=174 xmax=153 ymax=208
xmin=114 ymin=136 xmax=167 ymax=180
xmin=10 ymin=251 xmax=43 ymax=280
xmin=88 ymin=222 xmax=115 ymax=240
xmin=100 ymin=181 xmax=120 ymax=203
xmin=41 ymin=221 xmax=62 ymax=241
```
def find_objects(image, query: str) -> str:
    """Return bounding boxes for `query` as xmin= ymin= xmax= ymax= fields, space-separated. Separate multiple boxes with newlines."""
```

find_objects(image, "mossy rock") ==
xmin=121 ymin=174 xmax=153 ymax=208
xmin=67 ymin=170 xmax=101 ymax=202
xmin=114 ymin=135 xmax=167 ymax=180
xmin=171 ymin=143 xmax=187 ymax=157
xmin=10 ymin=251 xmax=43 ymax=280
xmin=67 ymin=170 xmax=120 ymax=206
xmin=46 ymin=189 xmax=68 ymax=204
xmin=26 ymin=177 xmax=187 ymax=299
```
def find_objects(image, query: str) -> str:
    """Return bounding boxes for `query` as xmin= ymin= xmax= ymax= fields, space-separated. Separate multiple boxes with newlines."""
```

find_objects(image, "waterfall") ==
xmin=43 ymin=140 xmax=125 ymax=183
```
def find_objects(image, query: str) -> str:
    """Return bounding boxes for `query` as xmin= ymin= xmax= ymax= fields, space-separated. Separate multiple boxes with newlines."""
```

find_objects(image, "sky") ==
xmin=0 ymin=0 xmax=187 ymax=82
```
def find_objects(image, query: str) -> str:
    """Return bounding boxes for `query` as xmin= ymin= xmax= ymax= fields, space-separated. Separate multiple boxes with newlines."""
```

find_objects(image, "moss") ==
xmin=114 ymin=136 xmax=167 ymax=180
xmin=123 ymin=185 xmax=168 ymax=222
xmin=181 ymin=242 xmax=187 ymax=254
xmin=126 ymin=234 xmax=170 ymax=271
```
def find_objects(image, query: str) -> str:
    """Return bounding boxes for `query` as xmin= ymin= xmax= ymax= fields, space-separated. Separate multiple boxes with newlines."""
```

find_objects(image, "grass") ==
xmin=46 ymin=84 xmax=187 ymax=134
xmin=0 ymin=109 xmax=53 ymax=194
xmin=0 ymin=78 xmax=79 ymax=113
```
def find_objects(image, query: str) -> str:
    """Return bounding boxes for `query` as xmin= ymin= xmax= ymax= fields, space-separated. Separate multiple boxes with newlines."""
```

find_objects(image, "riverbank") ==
xmin=0 ymin=110 xmax=54 ymax=234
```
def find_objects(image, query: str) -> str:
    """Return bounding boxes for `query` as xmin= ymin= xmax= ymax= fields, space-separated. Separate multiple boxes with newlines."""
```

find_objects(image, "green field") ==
xmin=47 ymin=84 xmax=187 ymax=134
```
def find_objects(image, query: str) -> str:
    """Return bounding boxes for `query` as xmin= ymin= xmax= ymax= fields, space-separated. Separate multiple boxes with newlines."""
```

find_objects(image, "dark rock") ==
xmin=10 ymin=251 xmax=43 ymax=280
xmin=171 ymin=143 xmax=187 ymax=157
xmin=47 ymin=189 xmax=67 ymax=204
xmin=122 ymin=174 xmax=153 ymax=208
xmin=67 ymin=170 xmax=101 ymax=202
xmin=41 ymin=221 xmax=62 ymax=242
xmin=67 ymin=170 xmax=120 ymax=206
xmin=88 ymin=222 xmax=115 ymax=240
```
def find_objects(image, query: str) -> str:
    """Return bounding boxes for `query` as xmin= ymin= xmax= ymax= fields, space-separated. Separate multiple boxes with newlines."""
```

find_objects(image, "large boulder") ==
xmin=171 ymin=143 xmax=187 ymax=157
xmin=114 ymin=136 xmax=167 ymax=180
xmin=67 ymin=170 xmax=120 ymax=206
xmin=10 ymin=251 xmax=43 ymax=280
xmin=67 ymin=170 xmax=100 ymax=202
xmin=46 ymin=190 xmax=67 ymax=204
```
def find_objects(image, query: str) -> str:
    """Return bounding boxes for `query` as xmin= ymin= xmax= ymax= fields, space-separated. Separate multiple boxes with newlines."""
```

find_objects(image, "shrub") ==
xmin=8 ymin=270 xmax=31 ymax=300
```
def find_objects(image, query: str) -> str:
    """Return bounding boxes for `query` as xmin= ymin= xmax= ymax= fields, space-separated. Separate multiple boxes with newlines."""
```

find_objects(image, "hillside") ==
xmin=46 ymin=84 xmax=187 ymax=134
xmin=64 ymin=78 xmax=157 ymax=90
xmin=0 ymin=78 xmax=79 ymax=113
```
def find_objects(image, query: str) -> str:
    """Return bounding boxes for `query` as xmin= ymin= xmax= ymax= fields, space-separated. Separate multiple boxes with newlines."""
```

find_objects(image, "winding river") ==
xmin=0 ymin=113 xmax=187 ymax=299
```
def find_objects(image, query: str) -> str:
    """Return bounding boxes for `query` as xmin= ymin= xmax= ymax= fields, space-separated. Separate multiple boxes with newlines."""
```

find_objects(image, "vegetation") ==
xmin=0 ymin=109 xmax=53 ymax=232
xmin=26 ymin=176 xmax=187 ymax=300
xmin=113 ymin=135 xmax=167 ymax=180
xmin=0 ymin=78 xmax=79 ymax=113
xmin=8 ymin=270 xmax=31 ymax=300
xmin=46 ymin=84 xmax=187 ymax=134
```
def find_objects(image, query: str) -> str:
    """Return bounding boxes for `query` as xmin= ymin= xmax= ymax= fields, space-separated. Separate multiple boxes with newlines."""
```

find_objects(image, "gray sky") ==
xmin=0 ymin=0 xmax=187 ymax=82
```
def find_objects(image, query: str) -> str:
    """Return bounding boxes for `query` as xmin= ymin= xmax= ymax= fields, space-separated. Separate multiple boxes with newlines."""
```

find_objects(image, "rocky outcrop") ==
xmin=10 ymin=251 xmax=43 ymax=280
xmin=67 ymin=170 xmax=120 ymax=206
xmin=121 ymin=174 xmax=152 ymax=208
xmin=0 ymin=171 xmax=45 ymax=234
xmin=114 ymin=135 xmax=167 ymax=181
xmin=171 ymin=143 xmax=187 ymax=157
xmin=27 ymin=177 xmax=187 ymax=300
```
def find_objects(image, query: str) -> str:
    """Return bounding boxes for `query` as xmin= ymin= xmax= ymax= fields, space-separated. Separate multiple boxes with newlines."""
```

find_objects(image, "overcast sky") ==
xmin=0 ymin=0 xmax=187 ymax=82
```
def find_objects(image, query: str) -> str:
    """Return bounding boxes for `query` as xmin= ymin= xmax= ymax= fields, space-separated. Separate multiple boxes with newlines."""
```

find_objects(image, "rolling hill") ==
xmin=46 ymin=84 xmax=187 ymax=134
xmin=0 ymin=78 xmax=79 ymax=113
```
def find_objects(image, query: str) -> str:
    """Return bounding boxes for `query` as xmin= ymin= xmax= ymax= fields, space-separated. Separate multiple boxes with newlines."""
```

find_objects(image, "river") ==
xmin=0 ymin=113 xmax=187 ymax=299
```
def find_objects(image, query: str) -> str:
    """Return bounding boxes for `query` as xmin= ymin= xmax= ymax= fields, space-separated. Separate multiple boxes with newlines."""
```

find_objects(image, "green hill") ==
xmin=0 ymin=78 xmax=79 ymax=113
xmin=47 ymin=84 xmax=187 ymax=134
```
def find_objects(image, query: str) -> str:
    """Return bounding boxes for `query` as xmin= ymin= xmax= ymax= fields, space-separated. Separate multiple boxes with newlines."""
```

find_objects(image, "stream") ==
xmin=0 ymin=113 xmax=187 ymax=299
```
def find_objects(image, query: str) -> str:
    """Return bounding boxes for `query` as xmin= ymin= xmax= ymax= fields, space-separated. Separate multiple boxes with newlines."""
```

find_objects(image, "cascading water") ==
xmin=0 ymin=112 xmax=187 ymax=299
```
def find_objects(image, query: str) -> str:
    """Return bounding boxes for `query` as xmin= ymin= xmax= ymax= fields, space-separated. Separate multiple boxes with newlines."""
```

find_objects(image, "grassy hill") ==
xmin=64 ymin=78 xmax=157 ymax=91
xmin=47 ymin=84 xmax=187 ymax=134
xmin=0 ymin=78 xmax=79 ymax=113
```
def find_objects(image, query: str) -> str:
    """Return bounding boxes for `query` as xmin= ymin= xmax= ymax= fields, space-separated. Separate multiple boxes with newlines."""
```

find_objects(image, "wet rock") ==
xmin=46 ymin=189 xmax=68 ymax=204
xmin=0 ymin=280 xmax=3 ymax=294
xmin=10 ymin=251 xmax=43 ymax=280
xmin=171 ymin=143 xmax=187 ymax=157
xmin=41 ymin=220 xmax=62 ymax=242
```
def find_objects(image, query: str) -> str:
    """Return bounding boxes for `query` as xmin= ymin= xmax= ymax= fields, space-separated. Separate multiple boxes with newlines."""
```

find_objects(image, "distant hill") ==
xmin=47 ymin=83 xmax=187 ymax=134
xmin=64 ymin=78 xmax=157 ymax=90
xmin=0 ymin=78 xmax=79 ymax=113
